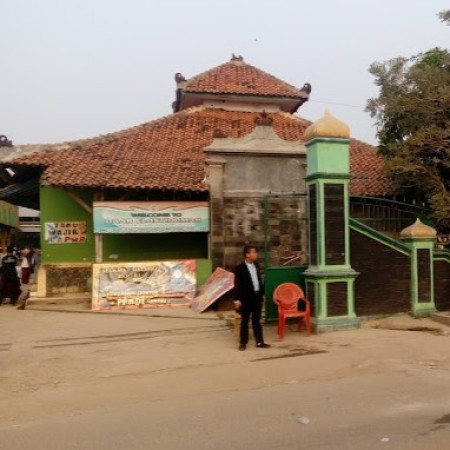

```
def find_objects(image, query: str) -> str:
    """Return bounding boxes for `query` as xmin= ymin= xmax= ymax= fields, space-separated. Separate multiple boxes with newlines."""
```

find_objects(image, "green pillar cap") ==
xmin=400 ymin=218 xmax=437 ymax=240
xmin=304 ymin=108 xmax=351 ymax=141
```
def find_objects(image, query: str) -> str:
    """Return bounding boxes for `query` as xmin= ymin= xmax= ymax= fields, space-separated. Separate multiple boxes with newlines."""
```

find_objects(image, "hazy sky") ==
xmin=1 ymin=0 xmax=449 ymax=145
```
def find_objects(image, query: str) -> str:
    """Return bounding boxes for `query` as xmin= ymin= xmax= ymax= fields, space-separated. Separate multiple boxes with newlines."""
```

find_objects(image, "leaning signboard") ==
xmin=191 ymin=268 xmax=235 ymax=313
xmin=93 ymin=201 xmax=209 ymax=234
xmin=92 ymin=260 xmax=197 ymax=310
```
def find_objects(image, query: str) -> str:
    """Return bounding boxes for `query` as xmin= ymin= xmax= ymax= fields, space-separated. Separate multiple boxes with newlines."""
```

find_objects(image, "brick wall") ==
xmin=350 ymin=229 xmax=411 ymax=315
xmin=434 ymin=258 xmax=450 ymax=311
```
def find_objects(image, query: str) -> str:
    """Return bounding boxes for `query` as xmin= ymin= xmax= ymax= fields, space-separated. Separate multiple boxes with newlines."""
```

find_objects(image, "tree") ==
xmin=366 ymin=46 xmax=450 ymax=230
xmin=438 ymin=10 xmax=450 ymax=25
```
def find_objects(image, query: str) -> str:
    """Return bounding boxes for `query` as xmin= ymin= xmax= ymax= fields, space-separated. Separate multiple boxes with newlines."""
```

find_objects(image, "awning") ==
xmin=0 ymin=178 xmax=40 ymax=210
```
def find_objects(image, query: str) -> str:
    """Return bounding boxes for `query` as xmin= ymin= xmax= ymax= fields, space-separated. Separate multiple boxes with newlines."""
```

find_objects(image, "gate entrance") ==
xmin=263 ymin=193 xmax=309 ymax=321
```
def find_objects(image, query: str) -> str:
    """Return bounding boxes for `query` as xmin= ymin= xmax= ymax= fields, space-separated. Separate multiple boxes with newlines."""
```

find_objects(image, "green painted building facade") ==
xmin=38 ymin=186 xmax=212 ymax=295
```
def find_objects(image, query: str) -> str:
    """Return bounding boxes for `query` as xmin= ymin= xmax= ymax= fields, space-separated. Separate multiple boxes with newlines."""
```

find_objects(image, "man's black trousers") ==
xmin=240 ymin=293 xmax=264 ymax=345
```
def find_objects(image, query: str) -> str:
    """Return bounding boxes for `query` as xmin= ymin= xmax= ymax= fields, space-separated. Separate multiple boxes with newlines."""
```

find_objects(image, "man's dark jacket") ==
xmin=233 ymin=261 xmax=264 ymax=305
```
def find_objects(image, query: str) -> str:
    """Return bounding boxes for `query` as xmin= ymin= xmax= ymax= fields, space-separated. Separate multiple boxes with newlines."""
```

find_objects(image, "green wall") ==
xmin=196 ymin=259 xmax=213 ymax=287
xmin=102 ymin=233 xmax=208 ymax=261
xmin=40 ymin=186 xmax=95 ymax=263
xmin=306 ymin=139 xmax=350 ymax=175
xmin=40 ymin=187 xmax=211 ymax=282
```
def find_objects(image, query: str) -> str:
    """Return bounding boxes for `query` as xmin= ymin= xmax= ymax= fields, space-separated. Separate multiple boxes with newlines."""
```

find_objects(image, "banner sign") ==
xmin=44 ymin=221 xmax=87 ymax=244
xmin=92 ymin=260 xmax=197 ymax=310
xmin=93 ymin=201 xmax=209 ymax=234
xmin=191 ymin=267 xmax=235 ymax=313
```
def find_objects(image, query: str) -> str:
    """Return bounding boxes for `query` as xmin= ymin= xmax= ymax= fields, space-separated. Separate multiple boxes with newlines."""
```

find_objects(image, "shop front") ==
xmin=91 ymin=200 xmax=210 ymax=310
xmin=36 ymin=186 xmax=212 ymax=300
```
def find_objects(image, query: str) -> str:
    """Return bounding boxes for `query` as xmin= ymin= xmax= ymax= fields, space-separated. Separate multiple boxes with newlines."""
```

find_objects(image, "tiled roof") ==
xmin=8 ymin=107 xmax=392 ymax=195
xmin=181 ymin=57 xmax=305 ymax=99
xmin=349 ymin=138 xmax=394 ymax=196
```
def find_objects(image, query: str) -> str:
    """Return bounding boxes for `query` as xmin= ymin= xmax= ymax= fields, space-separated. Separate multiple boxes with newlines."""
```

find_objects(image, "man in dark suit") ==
xmin=234 ymin=245 xmax=270 ymax=351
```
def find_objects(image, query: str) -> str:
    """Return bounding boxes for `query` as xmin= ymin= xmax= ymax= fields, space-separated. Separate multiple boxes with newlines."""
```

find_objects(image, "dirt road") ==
xmin=2 ymin=308 xmax=450 ymax=449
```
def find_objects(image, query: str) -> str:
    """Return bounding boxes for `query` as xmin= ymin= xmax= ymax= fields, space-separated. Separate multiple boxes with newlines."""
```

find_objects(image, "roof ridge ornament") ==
xmin=230 ymin=53 xmax=244 ymax=62
xmin=0 ymin=135 xmax=13 ymax=147
xmin=175 ymin=73 xmax=186 ymax=83
xmin=255 ymin=110 xmax=273 ymax=126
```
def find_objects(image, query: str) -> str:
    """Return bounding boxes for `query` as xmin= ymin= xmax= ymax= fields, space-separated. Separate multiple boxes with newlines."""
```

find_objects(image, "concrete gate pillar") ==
xmin=400 ymin=219 xmax=437 ymax=317
xmin=304 ymin=110 xmax=359 ymax=332
xmin=205 ymin=158 xmax=227 ymax=268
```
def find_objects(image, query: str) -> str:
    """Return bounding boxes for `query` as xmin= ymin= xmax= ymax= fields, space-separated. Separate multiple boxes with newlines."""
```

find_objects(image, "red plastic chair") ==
xmin=273 ymin=282 xmax=311 ymax=339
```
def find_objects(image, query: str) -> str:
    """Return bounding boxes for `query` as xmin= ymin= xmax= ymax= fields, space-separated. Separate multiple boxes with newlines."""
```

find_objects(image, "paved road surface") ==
xmin=2 ymin=371 xmax=450 ymax=450
xmin=2 ymin=309 xmax=450 ymax=449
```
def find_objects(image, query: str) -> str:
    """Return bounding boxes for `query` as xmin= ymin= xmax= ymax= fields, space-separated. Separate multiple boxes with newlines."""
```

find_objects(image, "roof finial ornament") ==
xmin=255 ymin=110 xmax=273 ymax=126
xmin=0 ymin=135 xmax=12 ymax=147
xmin=300 ymin=83 xmax=312 ymax=95
xmin=175 ymin=73 xmax=186 ymax=83
xmin=400 ymin=218 xmax=437 ymax=239
xmin=213 ymin=129 xmax=228 ymax=138
xmin=231 ymin=53 xmax=244 ymax=62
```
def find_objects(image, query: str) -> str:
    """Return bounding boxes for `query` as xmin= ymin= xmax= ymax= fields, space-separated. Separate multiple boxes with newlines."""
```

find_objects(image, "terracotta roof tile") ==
xmin=181 ymin=58 xmax=305 ymax=99
xmin=349 ymin=138 xmax=394 ymax=196
xmin=8 ymin=107 xmax=392 ymax=195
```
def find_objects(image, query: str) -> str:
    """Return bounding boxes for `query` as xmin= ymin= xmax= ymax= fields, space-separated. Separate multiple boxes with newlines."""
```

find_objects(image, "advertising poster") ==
xmin=92 ymin=260 xmax=197 ymax=310
xmin=93 ymin=201 xmax=209 ymax=234
xmin=44 ymin=221 xmax=87 ymax=244
xmin=191 ymin=267 xmax=235 ymax=313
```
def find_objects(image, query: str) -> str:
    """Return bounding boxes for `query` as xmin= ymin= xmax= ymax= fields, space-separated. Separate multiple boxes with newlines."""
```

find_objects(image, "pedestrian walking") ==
xmin=233 ymin=245 xmax=270 ymax=351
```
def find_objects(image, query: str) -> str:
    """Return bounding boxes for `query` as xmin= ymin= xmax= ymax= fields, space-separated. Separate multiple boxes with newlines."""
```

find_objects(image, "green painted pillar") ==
xmin=400 ymin=219 xmax=437 ymax=317
xmin=304 ymin=110 xmax=359 ymax=332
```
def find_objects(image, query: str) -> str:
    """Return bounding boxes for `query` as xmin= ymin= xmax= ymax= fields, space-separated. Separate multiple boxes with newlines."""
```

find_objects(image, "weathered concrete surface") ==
xmin=25 ymin=300 xmax=234 ymax=321
xmin=431 ymin=311 xmax=450 ymax=328
xmin=2 ymin=309 xmax=450 ymax=449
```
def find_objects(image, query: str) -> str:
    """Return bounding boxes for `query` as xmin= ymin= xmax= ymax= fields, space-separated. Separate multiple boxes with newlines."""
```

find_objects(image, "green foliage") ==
xmin=366 ymin=47 xmax=450 ymax=229
xmin=438 ymin=10 xmax=450 ymax=25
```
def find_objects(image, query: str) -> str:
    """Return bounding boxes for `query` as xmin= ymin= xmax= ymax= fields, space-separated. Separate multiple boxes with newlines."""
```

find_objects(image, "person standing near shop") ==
xmin=20 ymin=246 xmax=34 ymax=285
xmin=0 ymin=246 xmax=21 ymax=306
xmin=233 ymin=245 xmax=271 ymax=351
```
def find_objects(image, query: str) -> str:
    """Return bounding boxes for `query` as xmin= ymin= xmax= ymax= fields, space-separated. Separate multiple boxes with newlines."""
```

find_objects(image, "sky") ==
xmin=1 ymin=0 xmax=449 ymax=146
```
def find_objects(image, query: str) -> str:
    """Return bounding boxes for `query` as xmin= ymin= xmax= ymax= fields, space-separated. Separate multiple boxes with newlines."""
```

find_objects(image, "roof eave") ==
xmin=177 ymin=91 xmax=309 ymax=112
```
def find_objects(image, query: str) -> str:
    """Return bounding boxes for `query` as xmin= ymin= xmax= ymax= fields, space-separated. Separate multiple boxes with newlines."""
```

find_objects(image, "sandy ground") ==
xmin=2 ymin=308 xmax=450 ymax=449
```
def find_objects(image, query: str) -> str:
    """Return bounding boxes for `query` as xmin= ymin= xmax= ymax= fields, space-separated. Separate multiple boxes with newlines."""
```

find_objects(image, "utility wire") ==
xmin=309 ymin=99 xmax=365 ymax=109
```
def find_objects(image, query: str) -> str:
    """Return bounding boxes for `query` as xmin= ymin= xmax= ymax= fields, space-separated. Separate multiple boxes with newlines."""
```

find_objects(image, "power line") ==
xmin=309 ymin=99 xmax=365 ymax=110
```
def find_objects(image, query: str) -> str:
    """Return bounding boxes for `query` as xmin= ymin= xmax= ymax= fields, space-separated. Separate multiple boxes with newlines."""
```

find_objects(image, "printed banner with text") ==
xmin=93 ymin=201 xmax=209 ymax=234
xmin=44 ymin=221 xmax=87 ymax=244
xmin=92 ymin=260 xmax=197 ymax=310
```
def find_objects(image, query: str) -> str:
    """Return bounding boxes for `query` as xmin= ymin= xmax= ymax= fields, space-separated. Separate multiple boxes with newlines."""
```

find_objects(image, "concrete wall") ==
xmin=222 ymin=155 xmax=305 ymax=192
